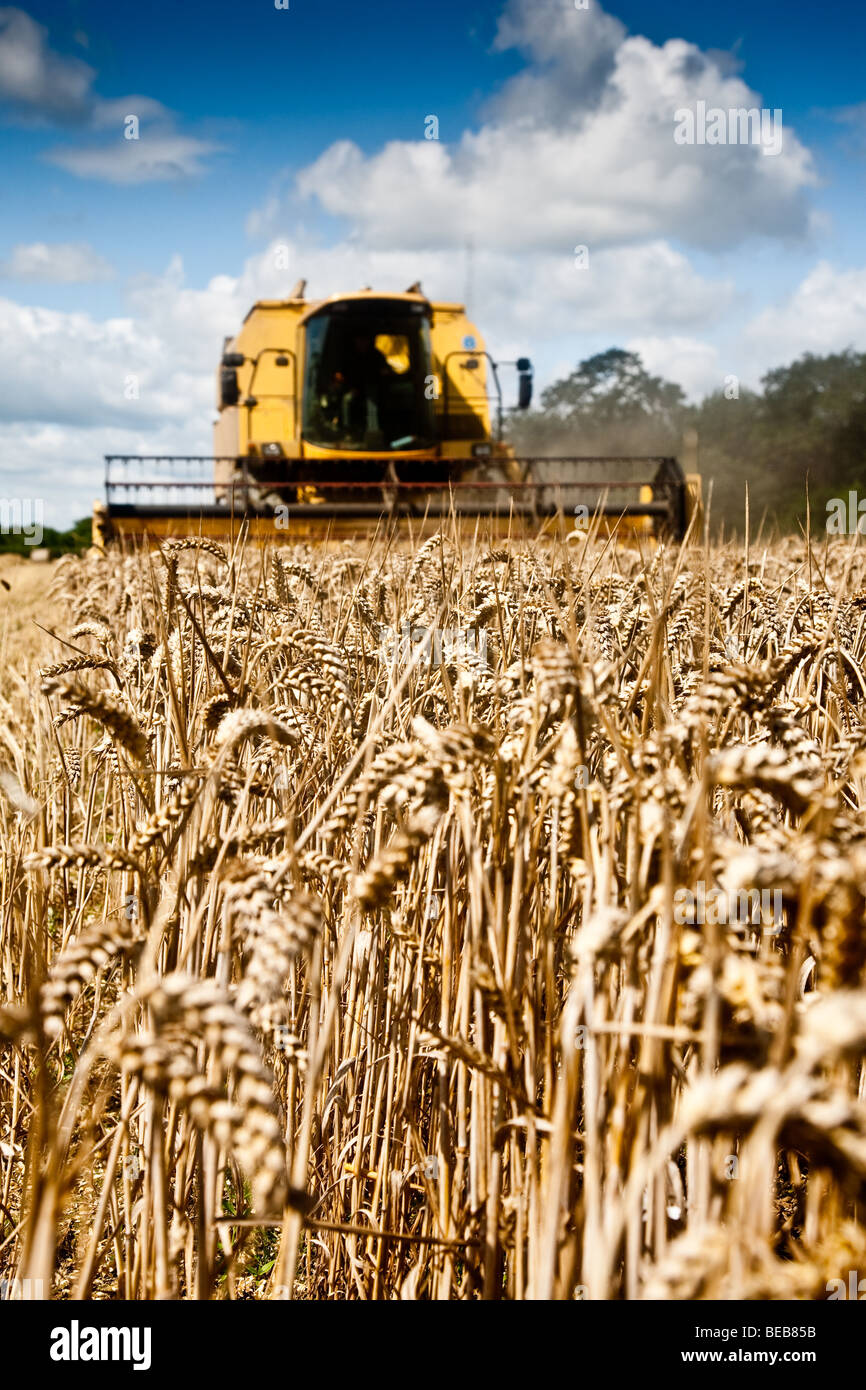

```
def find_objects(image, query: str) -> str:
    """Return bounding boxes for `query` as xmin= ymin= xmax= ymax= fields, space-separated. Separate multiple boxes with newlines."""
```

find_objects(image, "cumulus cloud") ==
xmin=0 ymin=263 xmax=235 ymax=523
xmin=629 ymin=265 xmax=866 ymax=398
xmin=0 ymin=420 xmax=210 ymax=526
xmin=125 ymin=255 xmax=244 ymax=364
xmin=0 ymin=271 xmax=240 ymax=432
xmin=0 ymin=241 xmax=114 ymax=282
xmin=291 ymin=0 xmax=817 ymax=256
xmin=743 ymin=262 xmax=866 ymax=362
xmin=0 ymin=297 xmax=170 ymax=430
xmin=0 ymin=254 xmax=249 ymax=523
xmin=238 ymin=0 xmax=838 ymax=413
xmin=625 ymin=335 xmax=723 ymax=401
xmin=489 ymin=0 xmax=627 ymax=123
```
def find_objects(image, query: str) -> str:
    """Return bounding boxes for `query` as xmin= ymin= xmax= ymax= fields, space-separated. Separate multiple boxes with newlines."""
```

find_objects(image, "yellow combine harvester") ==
xmin=94 ymin=280 xmax=700 ymax=545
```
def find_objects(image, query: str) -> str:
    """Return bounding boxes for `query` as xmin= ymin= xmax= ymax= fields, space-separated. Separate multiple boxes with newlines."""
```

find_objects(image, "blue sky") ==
xmin=1 ymin=0 xmax=865 ymax=523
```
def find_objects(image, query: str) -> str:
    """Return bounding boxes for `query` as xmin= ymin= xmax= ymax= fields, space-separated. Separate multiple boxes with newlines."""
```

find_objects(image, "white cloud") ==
xmin=291 ymin=0 xmax=817 ymax=256
xmin=743 ymin=261 xmax=866 ymax=361
xmin=45 ymin=132 xmax=222 ymax=184
xmin=0 ymin=241 xmax=114 ymax=282
xmin=0 ymin=278 xmax=230 ymax=430
xmin=241 ymin=234 xmax=732 ymax=338
xmin=241 ymin=0 xmax=837 ymax=407
xmin=0 ymin=7 xmax=93 ymax=119
xmin=629 ymin=263 xmax=866 ymax=399
xmin=489 ymin=0 xmax=627 ymax=123
xmin=0 ymin=261 xmax=238 ymax=525
xmin=625 ymin=335 xmax=723 ymax=401
xmin=0 ymin=420 xmax=210 ymax=527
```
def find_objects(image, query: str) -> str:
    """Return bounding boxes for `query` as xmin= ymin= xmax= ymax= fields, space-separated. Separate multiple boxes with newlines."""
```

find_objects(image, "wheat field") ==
xmin=2 ymin=524 xmax=866 ymax=1300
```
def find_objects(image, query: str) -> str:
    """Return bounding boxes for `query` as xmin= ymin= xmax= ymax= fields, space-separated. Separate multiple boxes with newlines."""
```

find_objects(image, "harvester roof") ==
xmin=242 ymin=285 xmax=437 ymax=326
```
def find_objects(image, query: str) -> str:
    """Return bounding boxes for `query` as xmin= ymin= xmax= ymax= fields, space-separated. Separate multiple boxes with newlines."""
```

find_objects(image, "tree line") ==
xmin=508 ymin=346 xmax=866 ymax=535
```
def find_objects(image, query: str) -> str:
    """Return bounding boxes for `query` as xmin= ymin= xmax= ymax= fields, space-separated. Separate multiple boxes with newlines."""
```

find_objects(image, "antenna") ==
xmin=464 ymin=238 xmax=474 ymax=310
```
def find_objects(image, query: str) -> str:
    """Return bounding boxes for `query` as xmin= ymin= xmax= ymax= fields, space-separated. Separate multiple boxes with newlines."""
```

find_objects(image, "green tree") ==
xmin=512 ymin=348 xmax=686 ymax=455
xmin=690 ymin=349 xmax=866 ymax=533
xmin=0 ymin=515 xmax=91 ymax=559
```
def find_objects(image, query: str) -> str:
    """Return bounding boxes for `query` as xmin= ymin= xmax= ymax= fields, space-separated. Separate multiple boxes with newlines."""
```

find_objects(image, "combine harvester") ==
xmin=93 ymin=280 xmax=700 ymax=546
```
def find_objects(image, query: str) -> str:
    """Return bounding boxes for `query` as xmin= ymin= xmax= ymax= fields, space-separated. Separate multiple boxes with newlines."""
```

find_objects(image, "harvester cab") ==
xmin=211 ymin=283 xmax=528 ymax=507
xmin=95 ymin=280 xmax=701 ymax=544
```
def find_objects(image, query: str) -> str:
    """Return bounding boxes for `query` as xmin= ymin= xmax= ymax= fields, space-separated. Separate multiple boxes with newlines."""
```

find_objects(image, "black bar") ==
xmin=103 ymin=455 xmax=678 ymax=462
xmin=0 ymin=1295 xmax=855 ymax=1376
xmin=106 ymin=501 xmax=671 ymax=519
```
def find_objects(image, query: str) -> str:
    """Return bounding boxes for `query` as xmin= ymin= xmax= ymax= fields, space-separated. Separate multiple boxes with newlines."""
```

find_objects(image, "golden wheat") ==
xmin=2 ymin=526 xmax=866 ymax=1299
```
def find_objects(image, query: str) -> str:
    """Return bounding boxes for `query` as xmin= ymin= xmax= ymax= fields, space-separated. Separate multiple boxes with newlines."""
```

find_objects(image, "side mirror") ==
xmin=222 ymin=352 xmax=245 ymax=368
xmin=517 ymin=365 xmax=533 ymax=411
xmin=220 ymin=367 xmax=240 ymax=408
